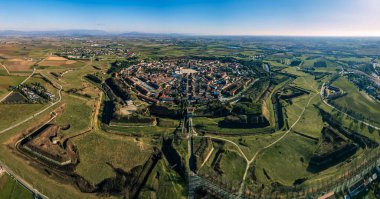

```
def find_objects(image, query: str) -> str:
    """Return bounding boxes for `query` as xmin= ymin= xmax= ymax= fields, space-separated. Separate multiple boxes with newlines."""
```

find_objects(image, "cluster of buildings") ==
xmin=58 ymin=45 xmax=130 ymax=59
xmin=116 ymin=59 xmax=254 ymax=104
xmin=19 ymin=84 xmax=56 ymax=103
xmin=322 ymin=84 xmax=344 ymax=100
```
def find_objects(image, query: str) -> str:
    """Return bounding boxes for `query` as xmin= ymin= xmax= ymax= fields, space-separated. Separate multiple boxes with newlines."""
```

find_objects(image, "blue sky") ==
xmin=0 ymin=0 xmax=379 ymax=36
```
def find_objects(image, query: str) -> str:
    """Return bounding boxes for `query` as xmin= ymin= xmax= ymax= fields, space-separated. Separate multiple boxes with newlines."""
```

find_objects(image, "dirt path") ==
xmin=238 ymin=77 xmax=320 ymax=196
xmin=203 ymin=135 xmax=249 ymax=162
xmin=198 ymin=146 xmax=214 ymax=171
xmin=0 ymin=69 xmax=61 ymax=136
xmin=0 ymin=63 xmax=10 ymax=75
xmin=93 ymin=92 xmax=103 ymax=130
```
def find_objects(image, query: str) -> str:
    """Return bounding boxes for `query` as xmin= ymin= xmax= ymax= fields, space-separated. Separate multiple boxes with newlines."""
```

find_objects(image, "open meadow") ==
xmin=0 ymin=174 xmax=33 ymax=199
xmin=73 ymin=131 xmax=153 ymax=184
xmin=331 ymin=76 xmax=380 ymax=125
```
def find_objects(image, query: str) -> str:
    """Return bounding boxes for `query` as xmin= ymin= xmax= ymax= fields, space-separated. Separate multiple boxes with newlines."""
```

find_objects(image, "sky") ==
xmin=0 ymin=0 xmax=379 ymax=36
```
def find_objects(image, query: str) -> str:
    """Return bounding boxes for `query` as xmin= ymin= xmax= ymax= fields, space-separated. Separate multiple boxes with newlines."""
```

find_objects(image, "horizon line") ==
xmin=1 ymin=29 xmax=380 ymax=38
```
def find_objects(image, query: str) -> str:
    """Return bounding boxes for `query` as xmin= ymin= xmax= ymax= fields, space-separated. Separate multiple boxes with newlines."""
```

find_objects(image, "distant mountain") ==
xmin=0 ymin=30 xmax=189 ymax=37
xmin=0 ymin=29 xmax=112 ymax=36
xmin=118 ymin=31 xmax=186 ymax=37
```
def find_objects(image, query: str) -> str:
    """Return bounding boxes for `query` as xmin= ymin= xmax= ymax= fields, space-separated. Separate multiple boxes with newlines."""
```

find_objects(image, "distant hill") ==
xmin=118 ymin=32 xmax=186 ymax=37
xmin=0 ymin=29 xmax=112 ymax=36
xmin=0 ymin=30 xmax=187 ymax=37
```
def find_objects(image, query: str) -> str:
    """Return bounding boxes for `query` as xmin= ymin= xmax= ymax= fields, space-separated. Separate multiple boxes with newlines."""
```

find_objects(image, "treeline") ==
xmin=105 ymin=78 xmax=130 ymax=102
xmin=111 ymin=115 xmax=156 ymax=126
xmin=107 ymin=56 xmax=139 ymax=74
xmin=195 ymin=101 xmax=231 ymax=117
xmin=329 ymin=100 xmax=378 ymax=125
xmin=317 ymin=107 xmax=379 ymax=149
xmin=150 ymin=104 xmax=183 ymax=119
xmin=84 ymin=74 xmax=102 ymax=84
xmin=220 ymin=115 xmax=269 ymax=128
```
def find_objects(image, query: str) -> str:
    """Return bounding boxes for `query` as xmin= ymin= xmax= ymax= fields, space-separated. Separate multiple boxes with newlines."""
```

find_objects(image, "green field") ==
xmin=226 ymin=133 xmax=283 ymax=160
xmin=284 ymin=94 xmax=323 ymax=138
xmin=0 ymin=75 xmax=26 ymax=98
xmin=0 ymin=174 xmax=33 ymax=199
xmin=0 ymin=68 xmax=8 ymax=76
xmin=73 ymin=131 xmax=153 ymax=184
xmin=199 ymin=142 xmax=247 ymax=188
xmin=0 ymin=104 xmax=45 ymax=129
xmin=55 ymin=93 xmax=94 ymax=136
xmin=331 ymin=76 xmax=380 ymax=125
xmin=254 ymin=133 xmax=317 ymax=186
xmin=140 ymin=158 xmax=187 ymax=199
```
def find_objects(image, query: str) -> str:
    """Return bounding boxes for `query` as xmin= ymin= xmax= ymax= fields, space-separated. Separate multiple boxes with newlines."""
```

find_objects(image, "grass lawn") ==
xmin=139 ymin=158 xmax=187 ymax=199
xmin=254 ymin=133 xmax=318 ymax=186
xmin=73 ymin=131 xmax=153 ymax=185
xmin=0 ymin=68 xmax=8 ymax=76
xmin=0 ymin=174 xmax=33 ymax=199
xmin=283 ymin=94 xmax=311 ymax=128
xmin=0 ymin=104 xmax=45 ymax=129
xmin=319 ymin=102 xmax=380 ymax=143
xmin=59 ymin=64 xmax=94 ymax=90
xmin=290 ymin=75 xmax=320 ymax=92
xmin=292 ymin=96 xmax=324 ymax=138
xmin=227 ymin=133 xmax=284 ymax=160
xmin=199 ymin=145 xmax=247 ymax=188
xmin=55 ymin=93 xmax=94 ymax=136
xmin=331 ymin=76 xmax=380 ymax=125
xmin=0 ymin=119 xmax=107 ymax=199
xmin=0 ymin=75 xmax=26 ymax=98
xmin=220 ymin=150 xmax=246 ymax=185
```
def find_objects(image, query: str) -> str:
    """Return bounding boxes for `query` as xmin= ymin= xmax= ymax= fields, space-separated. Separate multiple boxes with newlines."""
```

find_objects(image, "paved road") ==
xmin=0 ymin=68 xmax=36 ymax=103
xmin=321 ymin=83 xmax=380 ymax=131
xmin=0 ymin=83 xmax=62 ymax=135
xmin=0 ymin=161 xmax=49 ymax=199
xmin=0 ymin=112 xmax=57 ymax=199
xmin=0 ymin=72 xmax=62 ymax=199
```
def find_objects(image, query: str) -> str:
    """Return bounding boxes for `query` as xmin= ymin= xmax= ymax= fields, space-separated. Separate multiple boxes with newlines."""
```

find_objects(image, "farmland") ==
xmin=38 ymin=56 xmax=86 ymax=69
xmin=0 ymin=174 xmax=33 ymax=199
xmin=0 ymin=36 xmax=380 ymax=199
xmin=2 ymin=58 xmax=35 ymax=72
xmin=0 ymin=75 xmax=25 ymax=98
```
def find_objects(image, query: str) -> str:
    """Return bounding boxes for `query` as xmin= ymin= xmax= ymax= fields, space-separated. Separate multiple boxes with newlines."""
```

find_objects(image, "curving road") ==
xmin=0 ymin=70 xmax=63 ymax=199
xmin=238 ymin=89 xmax=320 ymax=196
xmin=321 ymin=83 xmax=380 ymax=131
xmin=0 ymin=68 xmax=36 ymax=103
